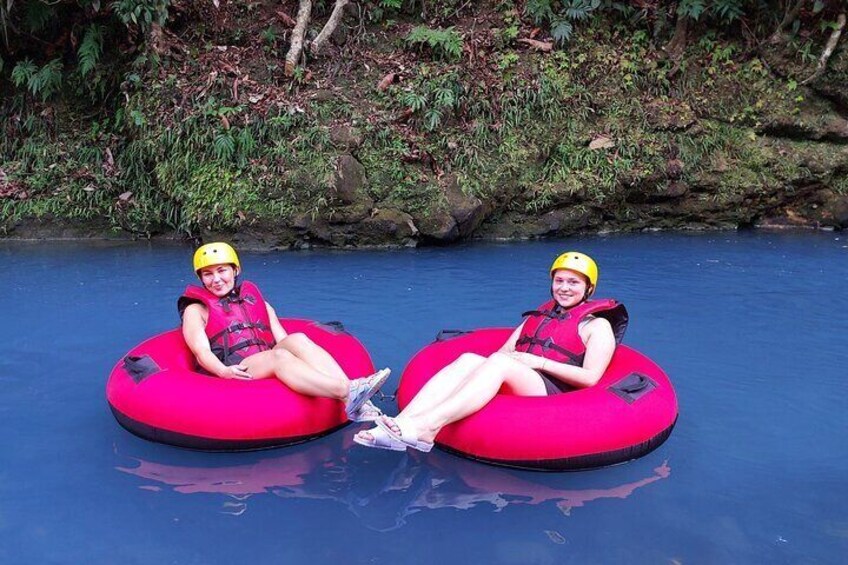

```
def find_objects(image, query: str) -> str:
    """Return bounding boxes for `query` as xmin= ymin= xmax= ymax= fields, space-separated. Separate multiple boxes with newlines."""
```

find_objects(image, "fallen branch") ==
xmin=377 ymin=72 xmax=396 ymax=91
xmin=275 ymin=10 xmax=297 ymax=27
xmin=311 ymin=0 xmax=348 ymax=55
xmin=801 ymin=12 xmax=846 ymax=85
xmin=285 ymin=0 xmax=312 ymax=77
xmin=518 ymin=38 xmax=553 ymax=52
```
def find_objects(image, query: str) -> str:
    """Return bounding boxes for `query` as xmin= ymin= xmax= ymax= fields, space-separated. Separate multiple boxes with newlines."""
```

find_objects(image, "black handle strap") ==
xmin=435 ymin=329 xmax=471 ymax=342
xmin=318 ymin=320 xmax=348 ymax=334
xmin=608 ymin=372 xmax=656 ymax=404
xmin=122 ymin=355 xmax=161 ymax=383
xmin=618 ymin=374 xmax=650 ymax=394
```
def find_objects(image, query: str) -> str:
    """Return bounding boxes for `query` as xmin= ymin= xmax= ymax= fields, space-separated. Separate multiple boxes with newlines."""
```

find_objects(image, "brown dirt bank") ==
xmin=3 ymin=2 xmax=847 ymax=247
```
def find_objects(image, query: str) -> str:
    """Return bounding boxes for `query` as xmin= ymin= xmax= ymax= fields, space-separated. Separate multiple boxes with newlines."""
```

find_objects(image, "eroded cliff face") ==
xmin=3 ymin=2 xmax=846 ymax=247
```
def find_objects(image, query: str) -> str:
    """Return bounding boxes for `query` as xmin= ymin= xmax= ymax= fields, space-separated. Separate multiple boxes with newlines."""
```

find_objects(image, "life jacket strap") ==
xmin=211 ymin=338 xmax=273 ymax=362
xmin=208 ymin=322 xmax=272 ymax=344
xmin=521 ymin=309 xmax=571 ymax=320
xmin=516 ymin=335 xmax=584 ymax=365
xmin=217 ymin=291 xmax=255 ymax=313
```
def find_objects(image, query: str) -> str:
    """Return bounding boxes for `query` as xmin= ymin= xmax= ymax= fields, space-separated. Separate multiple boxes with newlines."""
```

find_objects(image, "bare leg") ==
xmin=358 ymin=353 xmax=547 ymax=446
xmin=275 ymin=333 xmax=347 ymax=379
xmin=242 ymin=348 xmax=348 ymax=399
xmin=401 ymin=353 xmax=486 ymax=419
xmin=393 ymin=353 xmax=546 ymax=443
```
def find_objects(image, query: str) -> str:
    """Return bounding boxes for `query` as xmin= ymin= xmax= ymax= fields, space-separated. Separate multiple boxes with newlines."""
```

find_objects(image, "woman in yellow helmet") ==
xmin=179 ymin=242 xmax=389 ymax=422
xmin=356 ymin=251 xmax=625 ymax=452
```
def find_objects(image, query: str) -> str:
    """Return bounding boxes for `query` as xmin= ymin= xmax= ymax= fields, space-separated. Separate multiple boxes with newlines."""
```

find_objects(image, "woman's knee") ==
xmin=272 ymin=348 xmax=296 ymax=365
xmin=281 ymin=332 xmax=311 ymax=347
xmin=486 ymin=352 xmax=513 ymax=367
xmin=452 ymin=352 xmax=484 ymax=368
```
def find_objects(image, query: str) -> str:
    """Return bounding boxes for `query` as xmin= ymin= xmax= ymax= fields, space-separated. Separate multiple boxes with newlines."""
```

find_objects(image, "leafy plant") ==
xmin=112 ymin=0 xmax=170 ymax=33
xmin=525 ymin=0 xmax=601 ymax=45
xmin=677 ymin=0 xmax=707 ymax=20
xmin=78 ymin=24 xmax=104 ymax=78
xmin=213 ymin=132 xmax=235 ymax=161
xmin=711 ymin=0 xmax=744 ymax=23
xmin=21 ymin=0 xmax=56 ymax=33
xmin=406 ymin=26 xmax=463 ymax=60
xmin=11 ymin=58 xmax=63 ymax=101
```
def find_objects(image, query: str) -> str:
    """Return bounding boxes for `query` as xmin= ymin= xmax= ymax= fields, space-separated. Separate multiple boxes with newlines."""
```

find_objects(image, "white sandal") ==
xmin=353 ymin=426 xmax=407 ymax=451
xmin=349 ymin=400 xmax=383 ymax=423
xmin=346 ymin=368 xmax=391 ymax=419
xmin=376 ymin=416 xmax=434 ymax=453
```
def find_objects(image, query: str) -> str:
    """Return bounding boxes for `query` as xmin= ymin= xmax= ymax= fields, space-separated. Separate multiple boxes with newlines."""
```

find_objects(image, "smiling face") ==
xmin=551 ymin=268 xmax=590 ymax=308
xmin=199 ymin=263 xmax=238 ymax=297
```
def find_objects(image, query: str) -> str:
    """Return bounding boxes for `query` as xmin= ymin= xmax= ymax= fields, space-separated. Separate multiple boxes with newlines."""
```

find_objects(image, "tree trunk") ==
xmin=768 ymin=0 xmax=806 ymax=44
xmin=285 ymin=0 xmax=312 ymax=77
xmin=311 ymin=0 xmax=348 ymax=56
xmin=801 ymin=12 xmax=846 ymax=85
xmin=664 ymin=12 xmax=689 ymax=61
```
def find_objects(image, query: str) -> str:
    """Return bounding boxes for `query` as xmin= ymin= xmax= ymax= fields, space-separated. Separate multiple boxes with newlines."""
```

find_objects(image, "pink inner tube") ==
xmin=397 ymin=328 xmax=678 ymax=471
xmin=106 ymin=319 xmax=375 ymax=451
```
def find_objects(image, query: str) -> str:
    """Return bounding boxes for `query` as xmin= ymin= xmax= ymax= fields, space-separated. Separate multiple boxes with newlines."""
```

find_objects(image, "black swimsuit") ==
xmin=537 ymin=371 xmax=575 ymax=395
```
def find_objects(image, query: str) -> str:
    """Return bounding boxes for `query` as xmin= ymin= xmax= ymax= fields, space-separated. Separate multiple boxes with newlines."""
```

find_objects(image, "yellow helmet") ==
xmin=550 ymin=251 xmax=598 ymax=288
xmin=193 ymin=242 xmax=240 ymax=274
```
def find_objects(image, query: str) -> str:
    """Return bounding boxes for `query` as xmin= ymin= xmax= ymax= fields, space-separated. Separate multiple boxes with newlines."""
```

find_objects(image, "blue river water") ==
xmin=2 ymin=231 xmax=847 ymax=564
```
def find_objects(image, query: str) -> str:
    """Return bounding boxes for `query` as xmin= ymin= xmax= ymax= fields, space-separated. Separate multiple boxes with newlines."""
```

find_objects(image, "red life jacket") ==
xmin=515 ymin=299 xmax=629 ymax=366
xmin=178 ymin=280 xmax=276 ymax=365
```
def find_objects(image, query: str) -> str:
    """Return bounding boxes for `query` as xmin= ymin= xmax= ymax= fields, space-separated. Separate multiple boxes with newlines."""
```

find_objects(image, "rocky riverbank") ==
xmin=2 ymin=1 xmax=846 ymax=248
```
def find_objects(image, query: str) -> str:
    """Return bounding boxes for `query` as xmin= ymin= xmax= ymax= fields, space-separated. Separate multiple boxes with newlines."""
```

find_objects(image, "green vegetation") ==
xmin=405 ymin=26 xmax=464 ymax=60
xmin=2 ymin=0 xmax=846 ymax=238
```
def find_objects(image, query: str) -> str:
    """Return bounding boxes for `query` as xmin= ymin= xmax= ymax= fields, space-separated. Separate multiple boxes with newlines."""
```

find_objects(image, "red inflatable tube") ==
xmin=107 ymin=319 xmax=375 ymax=451
xmin=397 ymin=328 xmax=678 ymax=471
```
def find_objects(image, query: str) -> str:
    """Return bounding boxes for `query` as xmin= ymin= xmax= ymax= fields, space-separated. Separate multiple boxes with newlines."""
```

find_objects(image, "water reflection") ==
xmin=115 ymin=429 xmax=671 ymax=530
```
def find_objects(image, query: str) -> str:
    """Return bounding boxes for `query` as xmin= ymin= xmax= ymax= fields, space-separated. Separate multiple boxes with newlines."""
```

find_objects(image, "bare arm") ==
xmin=182 ymin=303 xmax=251 ymax=379
xmin=266 ymin=302 xmax=288 ymax=343
xmin=509 ymin=317 xmax=616 ymax=388
xmin=498 ymin=321 xmax=527 ymax=353
xmin=539 ymin=317 xmax=616 ymax=388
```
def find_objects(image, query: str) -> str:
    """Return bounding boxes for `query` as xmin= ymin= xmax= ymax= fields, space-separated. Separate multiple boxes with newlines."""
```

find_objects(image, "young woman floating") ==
xmin=355 ymin=251 xmax=619 ymax=451
xmin=179 ymin=242 xmax=389 ymax=422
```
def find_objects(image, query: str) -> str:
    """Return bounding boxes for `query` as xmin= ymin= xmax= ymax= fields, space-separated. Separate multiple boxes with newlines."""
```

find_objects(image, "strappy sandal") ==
xmin=376 ymin=416 xmax=434 ymax=453
xmin=349 ymin=400 xmax=383 ymax=423
xmin=353 ymin=426 xmax=407 ymax=451
xmin=346 ymin=368 xmax=391 ymax=420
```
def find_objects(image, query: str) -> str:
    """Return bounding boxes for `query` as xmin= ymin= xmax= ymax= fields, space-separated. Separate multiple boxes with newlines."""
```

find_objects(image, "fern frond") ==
xmin=402 ymin=91 xmax=427 ymax=112
xmin=678 ymin=0 xmax=707 ymax=20
xmin=551 ymin=19 xmax=574 ymax=45
xmin=34 ymin=58 xmax=63 ymax=100
xmin=434 ymin=86 xmax=455 ymax=109
xmin=23 ymin=1 xmax=55 ymax=33
xmin=711 ymin=0 xmax=744 ymax=23
xmin=78 ymin=24 xmax=104 ymax=77
xmin=213 ymin=132 xmax=235 ymax=161
xmin=406 ymin=26 xmax=463 ymax=61
xmin=424 ymin=107 xmax=442 ymax=131
xmin=236 ymin=128 xmax=256 ymax=157
xmin=526 ymin=0 xmax=554 ymax=26
xmin=11 ymin=59 xmax=37 ymax=88
xmin=565 ymin=0 xmax=601 ymax=22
